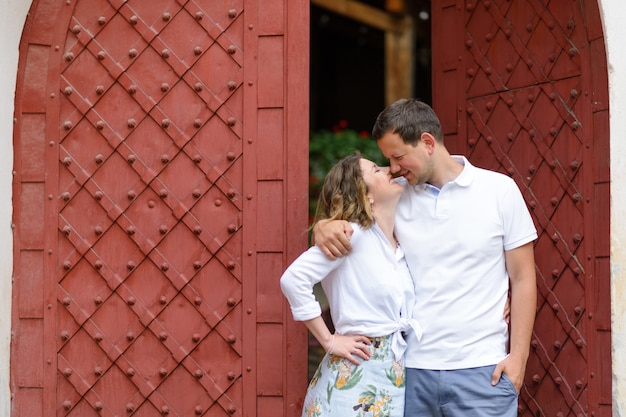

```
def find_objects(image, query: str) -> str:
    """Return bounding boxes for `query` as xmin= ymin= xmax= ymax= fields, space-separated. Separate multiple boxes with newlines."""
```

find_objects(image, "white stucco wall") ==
xmin=0 ymin=0 xmax=624 ymax=415
xmin=601 ymin=0 xmax=626 ymax=415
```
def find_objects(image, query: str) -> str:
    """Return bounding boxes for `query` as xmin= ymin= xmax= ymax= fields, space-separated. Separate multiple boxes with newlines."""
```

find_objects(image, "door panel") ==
xmin=431 ymin=1 xmax=610 ymax=415
xmin=12 ymin=1 xmax=309 ymax=416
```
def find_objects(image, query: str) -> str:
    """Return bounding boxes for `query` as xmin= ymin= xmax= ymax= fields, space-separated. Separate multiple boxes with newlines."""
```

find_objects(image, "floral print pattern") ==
xmin=300 ymin=335 xmax=405 ymax=417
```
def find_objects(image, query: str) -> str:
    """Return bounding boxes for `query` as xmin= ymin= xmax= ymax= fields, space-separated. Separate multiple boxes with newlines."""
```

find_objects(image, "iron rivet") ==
xmin=127 ymin=331 xmax=135 ymax=341
xmin=95 ymin=333 xmax=103 ymax=342
xmin=248 ymin=24 xmax=254 ymax=30
xmin=195 ymin=406 xmax=203 ymax=415
xmin=159 ymin=368 xmax=168 ymax=377
xmin=248 ymin=138 xmax=253 ymax=144
xmin=465 ymin=39 xmax=473 ymax=48
xmin=161 ymin=405 xmax=170 ymax=415
xmin=228 ymin=224 xmax=237 ymax=233
xmin=161 ymin=263 xmax=169 ymax=271
xmin=159 ymin=332 xmax=168 ymax=341
xmin=49 ymin=141 xmax=55 ymax=146
xmin=195 ymin=11 xmax=203 ymax=20
xmin=227 ymin=334 xmax=236 ymax=344
xmin=247 ymin=308 xmax=252 ymax=314
xmin=127 ymin=154 xmax=136 ymax=163
xmin=161 ymin=119 xmax=170 ymax=128
xmin=97 ymin=51 xmax=106 ymax=60
xmin=127 ymin=261 xmax=136 ymax=270
xmin=248 ymin=251 xmax=252 ymax=256
xmin=227 ymin=405 xmax=236 ymax=414
xmin=63 ymin=121 xmax=73 ymax=130
xmin=194 ymin=369 xmax=203 ymax=378
xmin=128 ymin=85 xmax=137 ymax=94
xmin=159 ymin=189 xmax=168 ymax=198
xmin=193 ymin=226 xmax=202 ymax=235
xmin=162 ymin=12 xmax=170 ymax=21
xmin=127 ymin=118 xmax=136 ymax=128
xmin=226 ymin=151 xmax=236 ymax=160
xmin=194 ymin=46 xmax=202 ymax=55
xmin=148 ymin=200 xmax=155 ymax=208
xmin=248 ymin=81 xmax=253 ymax=86
xmin=63 ymin=260 xmax=72 ymax=270
xmin=161 ymin=82 xmax=169 ymax=92
xmin=532 ymin=374 xmax=540 ymax=383
xmin=96 ymin=120 xmax=104 ymax=130
xmin=485 ymin=32 xmax=492 ymax=41
xmin=466 ymin=68 xmax=475 ymax=78
xmin=94 ymin=261 xmax=103 ymax=270
xmin=63 ymin=157 xmax=72 ymax=166
xmin=553 ymin=340 xmax=562 ymax=349
xmin=95 ymin=154 xmax=104 ymax=164
xmin=94 ymin=295 xmax=103 ymax=305
xmin=127 ymin=190 xmax=136 ymax=199
xmin=227 ymin=371 xmax=236 ymax=381
xmin=130 ymin=15 xmax=138 ymax=24
xmin=127 ymin=297 xmax=136 ymax=305
xmin=61 ymin=330 xmax=70 ymax=340
xmin=64 ymin=52 xmax=74 ymax=62
xmin=48 ymin=194 xmax=53 ymax=200
xmin=98 ymin=16 xmax=106 ymax=25
xmin=192 ymin=333 xmax=201 ymax=342
xmin=50 ymin=93 xmax=55 ymax=98
xmin=192 ymin=189 xmax=201 ymax=198
xmin=72 ymin=25 xmax=81 ymax=34
xmin=193 ymin=261 xmax=202 ymax=270
xmin=62 ymin=226 xmax=71 ymax=235
xmin=62 ymin=400 xmax=72 ymax=410
xmin=63 ymin=297 xmax=71 ymax=306
xmin=194 ymin=83 xmax=203 ymax=92
xmin=95 ymin=402 xmax=103 ymax=411
xmin=94 ymin=366 xmax=103 ymax=376
xmin=129 ymin=48 xmax=138 ymax=58
xmin=227 ymin=81 xmax=237 ymax=90
xmin=127 ymin=403 xmax=135 ymax=412
xmin=247 ymin=194 xmax=253 ymax=200
xmin=227 ymin=261 xmax=235 ymax=269
xmin=161 ymin=49 xmax=170 ymax=58
xmin=576 ymin=339 xmax=584 ymax=349
xmin=228 ymin=9 xmax=237 ymax=18
xmin=159 ymin=225 xmax=168 ymax=234
xmin=194 ymin=297 xmax=202 ymax=305
xmin=193 ymin=154 xmax=202 ymax=163
xmin=227 ymin=297 xmax=236 ymax=307
xmin=227 ymin=45 xmax=236 ymax=54
xmin=62 ymin=191 xmax=71 ymax=201
xmin=94 ymin=191 xmax=103 ymax=200
xmin=215 ymin=199 xmax=222 ymax=206
xmin=161 ymin=154 xmax=170 ymax=163
xmin=194 ymin=119 xmax=202 ymax=128
xmin=160 ymin=296 xmax=167 ymax=305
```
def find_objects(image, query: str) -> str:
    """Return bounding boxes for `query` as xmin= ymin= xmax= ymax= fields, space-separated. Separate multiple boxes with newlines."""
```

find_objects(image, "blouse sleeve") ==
xmin=279 ymin=245 xmax=343 ymax=321
xmin=279 ymin=225 xmax=364 ymax=322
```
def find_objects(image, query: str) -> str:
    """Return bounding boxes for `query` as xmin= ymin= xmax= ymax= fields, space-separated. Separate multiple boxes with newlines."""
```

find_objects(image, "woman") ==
xmin=280 ymin=152 xmax=421 ymax=417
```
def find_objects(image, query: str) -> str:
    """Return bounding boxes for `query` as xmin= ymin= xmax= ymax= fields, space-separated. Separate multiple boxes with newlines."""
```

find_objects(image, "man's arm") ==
xmin=312 ymin=219 xmax=354 ymax=259
xmin=491 ymin=242 xmax=537 ymax=392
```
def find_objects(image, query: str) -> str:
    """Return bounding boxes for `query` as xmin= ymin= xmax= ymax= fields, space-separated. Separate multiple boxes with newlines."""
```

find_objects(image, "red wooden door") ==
xmin=431 ymin=0 xmax=610 ymax=416
xmin=11 ymin=1 xmax=309 ymax=416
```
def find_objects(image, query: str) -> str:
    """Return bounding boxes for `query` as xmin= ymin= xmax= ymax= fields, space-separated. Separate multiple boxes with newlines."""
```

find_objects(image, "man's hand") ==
xmin=312 ymin=219 xmax=353 ymax=259
xmin=491 ymin=354 xmax=526 ymax=393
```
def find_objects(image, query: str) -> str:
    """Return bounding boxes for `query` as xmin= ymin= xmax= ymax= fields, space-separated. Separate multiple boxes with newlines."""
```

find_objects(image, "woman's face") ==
xmin=359 ymin=158 xmax=405 ymax=204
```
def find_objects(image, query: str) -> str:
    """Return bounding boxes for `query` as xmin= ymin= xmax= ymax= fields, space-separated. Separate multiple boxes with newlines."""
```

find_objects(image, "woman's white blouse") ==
xmin=280 ymin=222 xmax=421 ymax=360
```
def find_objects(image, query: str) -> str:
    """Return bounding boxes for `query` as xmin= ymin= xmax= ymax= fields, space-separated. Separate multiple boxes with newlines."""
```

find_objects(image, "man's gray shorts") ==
xmin=404 ymin=365 xmax=519 ymax=417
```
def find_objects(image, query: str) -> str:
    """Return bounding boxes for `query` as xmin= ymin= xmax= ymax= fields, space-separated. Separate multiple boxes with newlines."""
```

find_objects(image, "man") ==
xmin=314 ymin=98 xmax=537 ymax=416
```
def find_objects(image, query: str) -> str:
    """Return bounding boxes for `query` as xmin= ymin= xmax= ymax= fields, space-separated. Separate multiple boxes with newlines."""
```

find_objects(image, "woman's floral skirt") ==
xmin=302 ymin=335 xmax=405 ymax=417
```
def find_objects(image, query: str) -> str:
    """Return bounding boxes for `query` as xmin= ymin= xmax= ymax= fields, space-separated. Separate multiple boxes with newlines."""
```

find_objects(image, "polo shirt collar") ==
xmin=412 ymin=155 xmax=474 ymax=192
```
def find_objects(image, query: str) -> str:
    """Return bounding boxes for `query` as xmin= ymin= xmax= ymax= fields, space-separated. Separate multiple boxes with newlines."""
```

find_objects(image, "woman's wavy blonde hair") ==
xmin=312 ymin=151 xmax=374 ymax=230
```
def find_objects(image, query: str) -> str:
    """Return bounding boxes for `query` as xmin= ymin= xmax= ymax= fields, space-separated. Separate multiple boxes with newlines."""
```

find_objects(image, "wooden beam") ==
xmin=311 ymin=0 xmax=407 ymax=33
xmin=385 ymin=14 xmax=413 ymax=104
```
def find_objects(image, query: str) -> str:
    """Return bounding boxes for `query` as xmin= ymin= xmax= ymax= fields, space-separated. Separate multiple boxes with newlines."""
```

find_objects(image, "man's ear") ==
xmin=420 ymin=132 xmax=437 ymax=154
